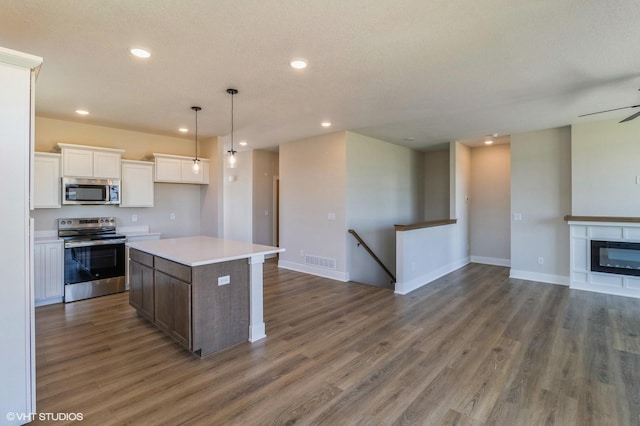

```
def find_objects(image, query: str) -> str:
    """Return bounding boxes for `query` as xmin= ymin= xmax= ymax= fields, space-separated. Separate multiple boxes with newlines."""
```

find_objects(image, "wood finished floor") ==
xmin=34 ymin=262 xmax=640 ymax=425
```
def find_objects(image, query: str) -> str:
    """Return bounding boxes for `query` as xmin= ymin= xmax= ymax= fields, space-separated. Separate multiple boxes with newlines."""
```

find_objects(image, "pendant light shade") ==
xmin=227 ymin=88 xmax=238 ymax=169
xmin=191 ymin=106 xmax=201 ymax=173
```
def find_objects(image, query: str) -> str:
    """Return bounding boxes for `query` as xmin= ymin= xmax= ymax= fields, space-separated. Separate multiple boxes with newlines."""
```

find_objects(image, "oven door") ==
xmin=64 ymin=241 xmax=125 ymax=285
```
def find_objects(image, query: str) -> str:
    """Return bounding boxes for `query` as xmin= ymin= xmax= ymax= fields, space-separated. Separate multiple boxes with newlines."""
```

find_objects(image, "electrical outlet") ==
xmin=170 ymin=212 xmax=176 ymax=220
xmin=538 ymin=257 xmax=544 ymax=265
xmin=513 ymin=213 xmax=522 ymax=221
xmin=300 ymin=250 xmax=305 ymax=257
xmin=131 ymin=214 xmax=138 ymax=222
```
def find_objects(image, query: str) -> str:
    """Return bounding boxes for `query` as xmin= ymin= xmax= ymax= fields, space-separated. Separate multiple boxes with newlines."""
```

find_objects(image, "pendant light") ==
xmin=227 ymin=88 xmax=238 ymax=168
xmin=191 ymin=106 xmax=202 ymax=173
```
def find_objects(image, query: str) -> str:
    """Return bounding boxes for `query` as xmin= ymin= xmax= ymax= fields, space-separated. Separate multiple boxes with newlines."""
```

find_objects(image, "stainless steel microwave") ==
xmin=62 ymin=177 xmax=120 ymax=205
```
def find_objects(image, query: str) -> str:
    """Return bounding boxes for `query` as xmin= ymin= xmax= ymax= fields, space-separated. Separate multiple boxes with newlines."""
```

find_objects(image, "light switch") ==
xmin=218 ymin=275 xmax=230 ymax=286
xmin=513 ymin=213 xmax=522 ymax=221
xmin=328 ymin=212 xmax=336 ymax=221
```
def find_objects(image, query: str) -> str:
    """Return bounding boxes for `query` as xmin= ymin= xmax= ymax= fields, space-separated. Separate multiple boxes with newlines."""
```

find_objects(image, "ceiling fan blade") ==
xmin=579 ymin=104 xmax=640 ymax=118
xmin=620 ymin=110 xmax=640 ymax=123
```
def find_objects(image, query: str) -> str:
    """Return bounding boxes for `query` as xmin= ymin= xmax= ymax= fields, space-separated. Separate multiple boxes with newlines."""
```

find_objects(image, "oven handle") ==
xmin=64 ymin=239 xmax=127 ymax=249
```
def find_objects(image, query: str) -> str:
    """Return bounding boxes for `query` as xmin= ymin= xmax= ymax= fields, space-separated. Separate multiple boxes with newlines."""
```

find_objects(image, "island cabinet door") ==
xmin=129 ymin=250 xmax=155 ymax=321
xmin=154 ymin=270 xmax=192 ymax=350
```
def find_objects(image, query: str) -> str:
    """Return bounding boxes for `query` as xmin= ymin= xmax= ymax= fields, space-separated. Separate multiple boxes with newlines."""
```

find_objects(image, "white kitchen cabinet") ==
xmin=121 ymin=160 xmax=154 ymax=207
xmin=34 ymin=240 xmax=64 ymax=306
xmin=58 ymin=143 xmax=124 ymax=178
xmin=154 ymin=153 xmax=209 ymax=184
xmin=34 ymin=152 xmax=61 ymax=208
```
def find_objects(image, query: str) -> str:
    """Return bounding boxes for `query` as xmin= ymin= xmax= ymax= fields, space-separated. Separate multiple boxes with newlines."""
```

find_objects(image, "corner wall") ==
xmin=510 ymin=127 xmax=571 ymax=285
xmin=345 ymin=132 xmax=424 ymax=286
xmin=278 ymin=132 xmax=348 ymax=281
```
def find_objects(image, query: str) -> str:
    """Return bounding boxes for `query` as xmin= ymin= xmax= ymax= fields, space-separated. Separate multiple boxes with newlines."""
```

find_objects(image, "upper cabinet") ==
xmin=121 ymin=160 xmax=154 ymax=207
xmin=58 ymin=143 xmax=124 ymax=179
xmin=154 ymin=153 xmax=209 ymax=184
xmin=34 ymin=152 xmax=61 ymax=208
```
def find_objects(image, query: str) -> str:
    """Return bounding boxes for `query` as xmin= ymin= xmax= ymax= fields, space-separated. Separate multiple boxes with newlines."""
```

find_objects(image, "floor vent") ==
xmin=305 ymin=255 xmax=336 ymax=270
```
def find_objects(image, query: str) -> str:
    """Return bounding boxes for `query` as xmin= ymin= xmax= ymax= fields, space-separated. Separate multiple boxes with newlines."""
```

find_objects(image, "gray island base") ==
xmin=127 ymin=236 xmax=284 ymax=357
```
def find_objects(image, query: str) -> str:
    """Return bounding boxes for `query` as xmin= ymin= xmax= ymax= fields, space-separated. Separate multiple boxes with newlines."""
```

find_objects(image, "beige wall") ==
xmin=278 ymin=132 xmax=348 ymax=280
xmin=424 ymin=148 xmax=450 ymax=220
xmin=252 ymin=150 xmax=279 ymax=246
xmin=470 ymin=144 xmax=511 ymax=264
xmin=345 ymin=131 xmax=424 ymax=286
xmin=510 ymin=127 xmax=571 ymax=283
xmin=572 ymin=117 xmax=640 ymax=216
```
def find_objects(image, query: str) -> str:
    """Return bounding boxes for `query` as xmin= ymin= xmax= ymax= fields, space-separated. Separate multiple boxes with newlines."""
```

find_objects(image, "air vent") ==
xmin=305 ymin=254 xmax=336 ymax=270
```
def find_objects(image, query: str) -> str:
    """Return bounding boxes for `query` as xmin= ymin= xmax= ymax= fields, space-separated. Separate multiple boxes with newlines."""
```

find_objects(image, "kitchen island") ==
xmin=127 ymin=236 xmax=284 ymax=357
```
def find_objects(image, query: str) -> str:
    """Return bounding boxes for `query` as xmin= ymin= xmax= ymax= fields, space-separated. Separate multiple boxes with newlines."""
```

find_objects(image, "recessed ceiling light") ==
xmin=404 ymin=137 xmax=415 ymax=141
xmin=239 ymin=141 xmax=248 ymax=146
xmin=321 ymin=121 xmax=331 ymax=128
xmin=290 ymin=58 xmax=308 ymax=69
xmin=178 ymin=127 xmax=188 ymax=133
xmin=75 ymin=109 xmax=89 ymax=115
xmin=130 ymin=48 xmax=151 ymax=58
xmin=484 ymin=140 xmax=494 ymax=145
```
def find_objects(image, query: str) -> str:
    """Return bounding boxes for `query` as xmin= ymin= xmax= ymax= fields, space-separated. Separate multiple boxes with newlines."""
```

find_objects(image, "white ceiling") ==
xmin=3 ymin=1 xmax=640 ymax=151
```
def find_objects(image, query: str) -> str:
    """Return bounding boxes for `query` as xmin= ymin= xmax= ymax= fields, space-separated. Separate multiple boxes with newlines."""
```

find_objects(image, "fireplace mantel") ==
xmin=568 ymin=220 xmax=640 ymax=299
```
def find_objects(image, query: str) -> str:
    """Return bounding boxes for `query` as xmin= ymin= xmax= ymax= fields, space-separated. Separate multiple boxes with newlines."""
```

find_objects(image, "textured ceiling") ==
xmin=2 ymin=0 xmax=640 ymax=151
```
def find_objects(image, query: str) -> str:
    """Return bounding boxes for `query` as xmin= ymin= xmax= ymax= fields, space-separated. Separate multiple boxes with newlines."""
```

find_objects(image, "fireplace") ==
xmin=591 ymin=240 xmax=640 ymax=277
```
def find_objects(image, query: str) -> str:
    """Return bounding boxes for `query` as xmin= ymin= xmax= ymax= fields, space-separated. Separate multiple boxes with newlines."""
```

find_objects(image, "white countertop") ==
xmin=127 ymin=236 xmax=285 ymax=267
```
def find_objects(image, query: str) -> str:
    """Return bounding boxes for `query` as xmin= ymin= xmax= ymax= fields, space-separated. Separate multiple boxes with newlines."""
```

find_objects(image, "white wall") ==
xmin=469 ymin=144 xmax=511 ymax=266
xmin=252 ymin=150 xmax=279 ymax=246
xmin=395 ymin=141 xmax=470 ymax=294
xmin=278 ymin=132 xmax=348 ymax=281
xmin=223 ymin=150 xmax=253 ymax=242
xmin=0 ymin=50 xmax=39 ymax=423
xmin=510 ymin=127 xmax=571 ymax=285
xmin=424 ymin=148 xmax=450 ymax=220
xmin=345 ymin=132 xmax=424 ymax=287
xmin=572 ymin=118 xmax=640 ymax=216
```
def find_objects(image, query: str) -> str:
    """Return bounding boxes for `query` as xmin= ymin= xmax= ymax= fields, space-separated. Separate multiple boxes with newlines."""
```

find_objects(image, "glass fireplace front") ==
xmin=591 ymin=240 xmax=640 ymax=277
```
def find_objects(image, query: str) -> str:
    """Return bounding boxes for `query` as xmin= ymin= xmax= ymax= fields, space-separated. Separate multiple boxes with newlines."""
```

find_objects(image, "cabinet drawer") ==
xmin=130 ymin=249 xmax=154 ymax=268
xmin=155 ymin=256 xmax=191 ymax=283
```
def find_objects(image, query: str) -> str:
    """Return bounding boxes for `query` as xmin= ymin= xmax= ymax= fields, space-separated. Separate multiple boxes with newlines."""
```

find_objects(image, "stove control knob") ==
xmin=99 ymin=219 xmax=104 ymax=224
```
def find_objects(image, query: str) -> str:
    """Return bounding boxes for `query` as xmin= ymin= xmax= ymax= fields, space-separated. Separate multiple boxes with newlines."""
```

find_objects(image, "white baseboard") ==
xmin=278 ymin=260 xmax=350 ymax=282
xmin=395 ymin=257 xmax=470 ymax=295
xmin=248 ymin=323 xmax=266 ymax=342
xmin=509 ymin=269 xmax=569 ymax=286
xmin=470 ymin=256 xmax=510 ymax=267
xmin=570 ymin=282 xmax=640 ymax=299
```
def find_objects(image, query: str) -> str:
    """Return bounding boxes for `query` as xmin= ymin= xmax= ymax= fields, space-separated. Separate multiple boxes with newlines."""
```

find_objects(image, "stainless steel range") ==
xmin=59 ymin=217 xmax=127 ymax=302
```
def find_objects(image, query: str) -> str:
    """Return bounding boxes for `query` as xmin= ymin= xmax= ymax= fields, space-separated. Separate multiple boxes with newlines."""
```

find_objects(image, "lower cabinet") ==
xmin=34 ymin=240 xmax=64 ymax=306
xmin=129 ymin=250 xmax=154 ymax=321
xmin=154 ymin=270 xmax=191 ymax=349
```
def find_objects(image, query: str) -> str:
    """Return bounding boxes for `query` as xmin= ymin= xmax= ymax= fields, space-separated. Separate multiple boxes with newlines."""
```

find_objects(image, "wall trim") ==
xmin=470 ymin=256 xmax=510 ymax=267
xmin=509 ymin=269 xmax=569 ymax=286
xmin=570 ymin=282 xmax=640 ymax=299
xmin=394 ymin=256 xmax=470 ymax=295
xmin=278 ymin=260 xmax=349 ymax=282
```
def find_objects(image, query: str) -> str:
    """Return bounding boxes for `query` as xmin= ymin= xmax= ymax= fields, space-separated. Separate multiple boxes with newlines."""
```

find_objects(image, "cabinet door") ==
xmin=172 ymin=279 xmax=191 ymax=349
xmin=153 ymin=270 xmax=191 ymax=349
xmin=33 ymin=243 xmax=46 ymax=302
xmin=34 ymin=242 xmax=63 ymax=306
xmin=63 ymin=148 xmax=93 ymax=177
xmin=44 ymin=242 xmax=63 ymax=299
xmin=154 ymin=270 xmax=173 ymax=334
xmin=93 ymin=151 xmax=121 ymax=179
xmin=140 ymin=263 xmax=154 ymax=320
xmin=34 ymin=153 xmax=61 ymax=208
xmin=129 ymin=259 xmax=143 ymax=310
xmin=155 ymin=157 xmax=182 ymax=182
xmin=180 ymin=159 xmax=204 ymax=183
xmin=121 ymin=162 xmax=154 ymax=207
